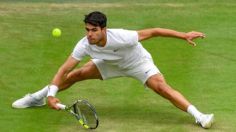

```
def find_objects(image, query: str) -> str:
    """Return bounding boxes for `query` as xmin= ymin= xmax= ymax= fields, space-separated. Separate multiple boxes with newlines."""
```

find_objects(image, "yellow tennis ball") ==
xmin=52 ymin=28 xmax=61 ymax=37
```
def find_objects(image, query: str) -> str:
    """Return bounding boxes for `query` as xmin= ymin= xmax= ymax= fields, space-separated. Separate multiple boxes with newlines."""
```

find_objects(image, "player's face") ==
xmin=85 ymin=23 xmax=106 ymax=46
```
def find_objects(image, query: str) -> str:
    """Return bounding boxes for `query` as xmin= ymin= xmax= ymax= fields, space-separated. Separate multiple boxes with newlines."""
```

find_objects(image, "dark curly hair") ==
xmin=84 ymin=11 xmax=107 ymax=28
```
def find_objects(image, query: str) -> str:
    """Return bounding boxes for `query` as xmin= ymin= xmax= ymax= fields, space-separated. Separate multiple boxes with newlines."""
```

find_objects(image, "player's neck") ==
xmin=96 ymin=32 xmax=107 ymax=47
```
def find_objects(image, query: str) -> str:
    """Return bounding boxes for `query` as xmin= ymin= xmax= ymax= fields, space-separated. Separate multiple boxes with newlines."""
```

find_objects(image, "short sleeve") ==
xmin=120 ymin=29 xmax=139 ymax=46
xmin=71 ymin=39 xmax=88 ymax=61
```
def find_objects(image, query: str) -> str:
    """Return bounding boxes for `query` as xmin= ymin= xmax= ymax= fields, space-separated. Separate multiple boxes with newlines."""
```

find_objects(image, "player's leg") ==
xmin=12 ymin=59 xmax=125 ymax=109
xmin=146 ymin=74 xmax=190 ymax=111
xmin=127 ymin=58 xmax=214 ymax=128
xmin=58 ymin=60 xmax=102 ymax=91
xmin=146 ymin=74 xmax=214 ymax=128
xmin=12 ymin=60 xmax=102 ymax=108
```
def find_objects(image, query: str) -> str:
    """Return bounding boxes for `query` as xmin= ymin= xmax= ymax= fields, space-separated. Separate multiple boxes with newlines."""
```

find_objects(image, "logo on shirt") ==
xmin=145 ymin=69 xmax=151 ymax=74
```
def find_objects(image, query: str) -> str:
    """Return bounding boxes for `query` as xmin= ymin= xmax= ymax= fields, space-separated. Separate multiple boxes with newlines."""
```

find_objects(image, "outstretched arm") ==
xmin=137 ymin=28 xmax=205 ymax=46
xmin=47 ymin=55 xmax=80 ymax=110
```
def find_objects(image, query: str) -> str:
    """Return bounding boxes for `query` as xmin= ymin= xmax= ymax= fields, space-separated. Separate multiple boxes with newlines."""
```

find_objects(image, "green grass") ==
xmin=1 ymin=0 xmax=236 ymax=131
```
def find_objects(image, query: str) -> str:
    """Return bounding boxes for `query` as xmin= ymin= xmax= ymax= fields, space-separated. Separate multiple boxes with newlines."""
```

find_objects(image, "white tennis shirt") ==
xmin=72 ymin=29 xmax=152 ymax=69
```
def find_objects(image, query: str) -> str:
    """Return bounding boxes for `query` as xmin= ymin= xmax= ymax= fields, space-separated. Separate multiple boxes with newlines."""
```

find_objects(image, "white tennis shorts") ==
xmin=92 ymin=58 xmax=161 ymax=84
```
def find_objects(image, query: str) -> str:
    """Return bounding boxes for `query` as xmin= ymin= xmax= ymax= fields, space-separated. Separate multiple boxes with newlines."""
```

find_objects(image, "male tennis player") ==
xmin=12 ymin=11 xmax=214 ymax=128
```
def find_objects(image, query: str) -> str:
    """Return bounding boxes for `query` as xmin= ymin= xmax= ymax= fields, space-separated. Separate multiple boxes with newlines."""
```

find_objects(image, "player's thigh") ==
xmin=67 ymin=60 xmax=102 ymax=81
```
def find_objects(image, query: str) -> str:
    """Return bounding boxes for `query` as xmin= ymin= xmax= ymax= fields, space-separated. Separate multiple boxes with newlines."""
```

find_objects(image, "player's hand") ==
xmin=47 ymin=96 xmax=60 ymax=110
xmin=185 ymin=31 xmax=205 ymax=46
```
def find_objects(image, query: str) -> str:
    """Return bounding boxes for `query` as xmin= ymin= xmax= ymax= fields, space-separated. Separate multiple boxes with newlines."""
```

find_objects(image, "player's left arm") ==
xmin=137 ymin=28 xmax=205 ymax=46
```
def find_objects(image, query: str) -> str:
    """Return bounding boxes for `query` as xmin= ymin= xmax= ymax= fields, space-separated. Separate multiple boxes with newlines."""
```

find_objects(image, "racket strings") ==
xmin=74 ymin=101 xmax=98 ymax=128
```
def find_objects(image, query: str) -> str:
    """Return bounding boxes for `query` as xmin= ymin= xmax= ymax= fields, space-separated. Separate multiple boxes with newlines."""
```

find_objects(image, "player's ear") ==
xmin=101 ymin=27 xmax=107 ymax=33
xmin=101 ymin=27 xmax=106 ymax=31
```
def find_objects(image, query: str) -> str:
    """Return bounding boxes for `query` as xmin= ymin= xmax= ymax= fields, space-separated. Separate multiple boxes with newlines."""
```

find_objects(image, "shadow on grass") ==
xmin=96 ymin=104 xmax=191 ymax=125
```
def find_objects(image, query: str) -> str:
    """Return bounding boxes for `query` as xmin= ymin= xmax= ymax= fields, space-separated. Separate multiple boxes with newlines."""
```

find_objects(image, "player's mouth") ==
xmin=88 ymin=36 xmax=94 ymax=40
xmin=88 ymin=38 xmax=97 ymax=44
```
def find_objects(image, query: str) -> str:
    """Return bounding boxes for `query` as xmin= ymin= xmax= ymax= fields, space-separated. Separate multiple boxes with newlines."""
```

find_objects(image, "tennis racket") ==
xmin=56 ymin=99 xmax=99 ymax=129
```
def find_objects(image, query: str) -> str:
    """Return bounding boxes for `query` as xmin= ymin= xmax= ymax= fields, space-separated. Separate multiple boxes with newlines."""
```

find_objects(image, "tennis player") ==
xmin=12 ymin=11 xmax=214 ymax=128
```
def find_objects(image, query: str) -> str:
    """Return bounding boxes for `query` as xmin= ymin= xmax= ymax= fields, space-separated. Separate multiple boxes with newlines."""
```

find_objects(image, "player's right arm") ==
xmin=47 ymin=55 xmax=80 ymax=110
xmin=47 ymin=38 xmax=87 ymax=110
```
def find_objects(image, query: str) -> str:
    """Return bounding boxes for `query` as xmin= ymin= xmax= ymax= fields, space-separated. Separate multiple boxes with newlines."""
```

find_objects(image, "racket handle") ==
xmin=56 ymin=103 xmax=66 ymax=110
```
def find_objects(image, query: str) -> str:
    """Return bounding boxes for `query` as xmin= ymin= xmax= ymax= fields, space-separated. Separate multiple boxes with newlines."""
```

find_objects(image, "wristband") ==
xmin=47 ymin=85 xmax=59 ymax=97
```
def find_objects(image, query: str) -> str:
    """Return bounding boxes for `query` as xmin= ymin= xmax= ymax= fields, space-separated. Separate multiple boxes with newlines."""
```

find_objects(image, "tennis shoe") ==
xmin=196 ymin=114 xmax=214 ymax=129
xmin=12 ymin=94 xmax=46 ymax=108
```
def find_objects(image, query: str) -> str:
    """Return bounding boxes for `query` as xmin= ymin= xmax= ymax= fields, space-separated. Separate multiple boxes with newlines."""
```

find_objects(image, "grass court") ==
xmin=0 ymin=0 xmax=236 ymax=131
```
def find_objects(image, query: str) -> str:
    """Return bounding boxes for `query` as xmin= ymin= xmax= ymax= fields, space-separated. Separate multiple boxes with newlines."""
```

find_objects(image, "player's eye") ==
xmin=85 ymin=28 xmax=89 ymax=32
xmin=91 ymin=28 xmax=98 ymax=32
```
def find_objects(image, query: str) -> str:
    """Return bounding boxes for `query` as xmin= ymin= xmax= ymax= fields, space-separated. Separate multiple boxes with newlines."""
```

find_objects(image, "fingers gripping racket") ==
xmin=56 ymin=100 xmax=99 ymax=129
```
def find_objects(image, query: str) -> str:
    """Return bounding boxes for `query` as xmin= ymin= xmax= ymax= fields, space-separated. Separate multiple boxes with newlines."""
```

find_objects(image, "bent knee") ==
xmin=146 ymin=74 xmax=166 ymax=87
xmin=153 ymin=82 xmax=169 ymax=94
xmin=147 ymin=75 xmax=170 ymax=93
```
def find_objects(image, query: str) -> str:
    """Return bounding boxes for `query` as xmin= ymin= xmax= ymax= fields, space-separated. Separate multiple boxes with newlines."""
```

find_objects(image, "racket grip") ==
xmin=56 ymin=103 xmax=66 ymax=110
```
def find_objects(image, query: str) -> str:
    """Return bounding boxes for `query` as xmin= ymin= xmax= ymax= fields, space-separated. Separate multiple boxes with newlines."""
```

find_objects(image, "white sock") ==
xmin=187 ymin=105 xmax=203 ymax=121
xmin=31 ymin=85 xmax=49 ymax=100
